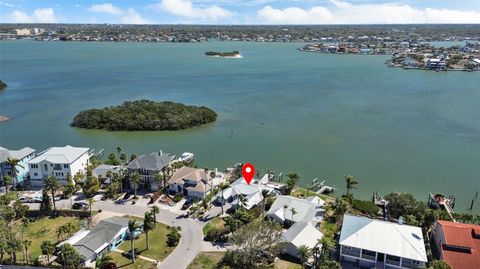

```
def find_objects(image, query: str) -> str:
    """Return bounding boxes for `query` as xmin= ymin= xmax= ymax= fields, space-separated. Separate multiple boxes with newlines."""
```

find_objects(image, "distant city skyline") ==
xmin=1 ymin=0 xmax=480 ymax=24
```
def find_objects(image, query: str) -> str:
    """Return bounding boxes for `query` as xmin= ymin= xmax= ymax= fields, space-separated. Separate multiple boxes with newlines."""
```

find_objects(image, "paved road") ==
xmin=26 ymin=196 xmax=211 ymax=269
xmin=92 ymin=200 xmax=204 ymax=269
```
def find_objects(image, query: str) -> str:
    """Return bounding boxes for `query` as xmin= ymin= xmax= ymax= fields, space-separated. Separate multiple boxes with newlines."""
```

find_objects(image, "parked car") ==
xmin=72 ymin=202 xmax=89 ymax=210
xmin=181 ymin=199 xmax=193 ymax=210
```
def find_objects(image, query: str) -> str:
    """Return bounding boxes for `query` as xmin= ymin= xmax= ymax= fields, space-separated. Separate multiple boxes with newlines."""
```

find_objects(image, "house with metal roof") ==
xmin=283 ymin=222 xmax=323 ymax=260
xmin=126 ymin=150 xmax=175 ymax=191
xmin=168 ymin=166 xmax=214 ymax=199
xmin=215 ymin=177 xmax=267 ymax=210
xmin=58 ymin=216 xmax=130 ymax=268
xmin=0 ymin=146 xmax=35 ymax=187
xmin=339 ymin=214 xmax=428 ymax=269
xmin=27 ymin=145 xmax=91 ymax=186
xmin=432 ymin=220 xmax=480 ymax=269
xmin=266 ymin=195 xmax=324 ymax=227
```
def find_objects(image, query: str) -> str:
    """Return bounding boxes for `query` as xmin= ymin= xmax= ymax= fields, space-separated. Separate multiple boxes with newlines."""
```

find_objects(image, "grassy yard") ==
xmin=108 ymin=251 xmax=156 ymax=269
xmin=18 ymin=216 xmax=83 ymax=259
xmin=202 ymin=217 xmax=226 ymax=236
xmin=291 ymin=187 xmax=334 ymax=203
xmin=274 ymin=258 xmax=302 ymax=269
xmin=117 ymin=216 xmax=175 ymax=262
xmin=187 ymin=252 xmax=225 ymax=269
xmin=187 ymin=252 xmax=303 ymax=269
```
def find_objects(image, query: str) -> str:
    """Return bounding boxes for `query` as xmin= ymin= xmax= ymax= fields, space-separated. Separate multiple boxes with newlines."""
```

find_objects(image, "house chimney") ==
xmin=398 ymin=216 xmax=404 ymax=225
xmin=159 ymin=150 xmax=163 ymax=156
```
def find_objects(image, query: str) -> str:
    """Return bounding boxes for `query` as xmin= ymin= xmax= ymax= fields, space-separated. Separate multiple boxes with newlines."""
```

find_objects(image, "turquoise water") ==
xmin=1 ymin=40 xmax=479 ymax=212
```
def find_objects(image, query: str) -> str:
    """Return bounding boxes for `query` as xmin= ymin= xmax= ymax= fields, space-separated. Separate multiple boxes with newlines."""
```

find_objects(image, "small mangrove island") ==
xmin=205 ymin=51 xmax=241 ymax=58
xmin=72 ymin=100 xmax=217 ymax=131
xmin=0 ymin=80 xmax=7 ymax=90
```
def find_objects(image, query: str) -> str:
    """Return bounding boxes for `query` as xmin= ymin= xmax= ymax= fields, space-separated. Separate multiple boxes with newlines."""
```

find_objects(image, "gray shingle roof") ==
xmin=73 ymin=217 xmax=129 ymax=259
xmin=127 ymin=151 xmax=174 ymax=171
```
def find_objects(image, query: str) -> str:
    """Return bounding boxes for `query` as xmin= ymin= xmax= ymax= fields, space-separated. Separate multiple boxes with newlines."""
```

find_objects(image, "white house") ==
xmin=283 ymin=222 xmax=323 ymax=260
xmin=28 ymin=145 xmax=91 ymax=186
xmin=216 ymin=177 xmax=267 ymax=210
xmin=267 ymin=195 xmax=324 ymax=227
xmin=339 ymin=214 xmax=428 ymax=269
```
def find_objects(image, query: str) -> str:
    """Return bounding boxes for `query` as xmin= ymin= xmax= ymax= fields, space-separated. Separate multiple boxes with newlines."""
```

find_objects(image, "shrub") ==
xmin=167 ymin=226 xmax=181 ymax=247
xmin=353 ymin=199 xmax=379 ymax=215
xmin=173 ymin=194 xmax=183 ymax=203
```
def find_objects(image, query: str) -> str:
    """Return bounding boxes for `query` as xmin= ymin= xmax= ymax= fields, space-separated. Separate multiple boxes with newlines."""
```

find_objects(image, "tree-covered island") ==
xmin=71 ymin=100 xmax=217 ymax=131
xmin=0 ymin=80 xmax=7 ymax=90
xmin=205 ymin=51 xmax=240 ymax=57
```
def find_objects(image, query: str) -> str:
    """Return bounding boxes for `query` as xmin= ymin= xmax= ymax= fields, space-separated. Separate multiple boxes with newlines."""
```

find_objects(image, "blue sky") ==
xmin=1 ymin=0 xmax=479 ymax=24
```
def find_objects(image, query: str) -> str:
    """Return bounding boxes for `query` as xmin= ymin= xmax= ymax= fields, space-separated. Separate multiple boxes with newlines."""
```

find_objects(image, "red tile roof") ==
xmin=437 ymin=221 xmax=480 ymax=269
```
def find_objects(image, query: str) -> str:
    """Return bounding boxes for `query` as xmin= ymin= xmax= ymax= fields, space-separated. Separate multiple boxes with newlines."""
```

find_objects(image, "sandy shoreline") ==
xmin=0 ymin=115 xmax=10 ymax=122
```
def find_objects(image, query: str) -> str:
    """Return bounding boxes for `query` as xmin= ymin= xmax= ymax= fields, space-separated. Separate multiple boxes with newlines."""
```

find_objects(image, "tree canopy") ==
xmin=72 ymin=100 xmax=217 ymax=131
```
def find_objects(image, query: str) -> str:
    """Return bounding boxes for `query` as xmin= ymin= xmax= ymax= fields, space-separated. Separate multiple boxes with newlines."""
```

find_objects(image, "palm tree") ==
xmin=283 ymin=205 xmax=289 ymax=223
xmin=87 ymin=197 xmax=95 ymax=217
xmin=130 ymin=172 xmax=141 ymax=198
xmin=95 ymin=254 xmax=113 ymax=269
xmin=154 ymin=173 xmax=164 ymax=191
xmin=130 ymin=154 xmax=137 ymax=162
xmin=150 ymin=206 xmax=160 ymax=225
xmin=237 ymin=194 xmax=248 ymax=210
xmin=22 ymin=239 xmax=31 ymax=263
xmin=6 ymin=157 xmax=23 ymax=187
xmin=345 ymin=175 xmax=358 ymax=198
xmin=120 ymin=153 xmax=128 ymax=164
xmin=290 ymin=207 xmax=298 ymax=223
xmin=3 ymin=175 xmax=13 ymax=193
xmin=63 ymin=176 xmax=76 ymax=209
xmin=128 ymin=220 xmax=140 ymax=263
xmin=44 ymin=175 xmax=61 ymax=213
xmin=261 ymin=189 xmax=270 ymax=217
xmin=143 ymin=212 xmax=156 ymax=250
xmin=219 ymin=183 xmax=229 ymax=215
xmin=285 ymin=172 xmax=300 ymax=194
xmin=297 ymin=245 xmax=311 ymax=268
xmin=116 ymin=146 xmax=123 ymax=156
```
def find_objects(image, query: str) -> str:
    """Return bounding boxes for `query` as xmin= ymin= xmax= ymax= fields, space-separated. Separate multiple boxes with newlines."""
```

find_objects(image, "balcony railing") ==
xmin=342 ymin=250 xmax=360 ymax=257
xmin=361 ymin=254 xmax=376 ymax=261
xmin=386 ymin=259 xmax=400 ymax=266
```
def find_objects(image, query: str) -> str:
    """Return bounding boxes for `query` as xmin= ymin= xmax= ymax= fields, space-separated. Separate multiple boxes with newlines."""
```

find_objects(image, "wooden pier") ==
xmin=428 ymin=193 xmax=457 ymax=222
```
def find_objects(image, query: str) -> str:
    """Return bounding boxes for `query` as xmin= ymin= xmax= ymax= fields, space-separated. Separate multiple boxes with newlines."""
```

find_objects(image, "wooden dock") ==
xmin=429 ymin=193 xmax=456 ymax=222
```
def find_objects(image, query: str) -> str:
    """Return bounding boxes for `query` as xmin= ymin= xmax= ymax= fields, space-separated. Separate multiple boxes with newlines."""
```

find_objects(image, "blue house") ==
xmin=0 ymin=146 xmax=36 ymax=187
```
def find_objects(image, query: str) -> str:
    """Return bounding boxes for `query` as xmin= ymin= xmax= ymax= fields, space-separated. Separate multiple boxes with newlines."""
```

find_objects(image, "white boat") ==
xmin=178 ymin=152 xmax=194 ymax=163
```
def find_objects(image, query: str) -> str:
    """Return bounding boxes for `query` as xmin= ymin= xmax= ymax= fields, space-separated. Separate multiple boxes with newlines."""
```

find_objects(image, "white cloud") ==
xmin=5 ymin=8 xmax=58 ymax=23
xmin=89 ymin=3 xmax=123 ymax=16
xmin=33 ymin=8 xmax=57 ymax=23
xmin=121 ymin=8 xmax=150 ymax=24
xmin=6 ymin=10 xmax=30 ymax=22
xmin=152 ymin=0 xmax=233 ymax=21
xmin=258 ymin=0 xmax=480 ymax=24
xmin=0 ymin=1 xmax=15 ymax=8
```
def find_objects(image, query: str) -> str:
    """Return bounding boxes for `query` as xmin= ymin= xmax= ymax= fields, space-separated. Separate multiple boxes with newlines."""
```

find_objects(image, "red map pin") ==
xmin=242 ymin=163 xmax=255 ymax=185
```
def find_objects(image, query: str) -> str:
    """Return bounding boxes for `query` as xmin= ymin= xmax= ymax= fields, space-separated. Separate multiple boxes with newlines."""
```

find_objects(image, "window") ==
xmin=44 ymin=164 xmax=48 ymax=170
xmin=64 ymin=164 xmax=69 ymax=168
xmin=34 ymin=173 xmax=38 ymax=176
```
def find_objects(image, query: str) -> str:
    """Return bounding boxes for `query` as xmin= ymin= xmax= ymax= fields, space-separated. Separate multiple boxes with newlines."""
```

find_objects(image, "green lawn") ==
xmin=291 ymin=187 xmax=334 ymax=202
xmin=109 ymin=251 xmax=156 ymax=269
xmin=202 ymin=217 xmax=226 ymax=236
xmin=117 ymin=216 xmax=175 ymax=261
xmin=19 ymin=216 xmax=83 ymax=259
xmin=274 ymin=258 xmax=302 ymax=269
xmin=187 ymin=252 xmax=225 ymax=269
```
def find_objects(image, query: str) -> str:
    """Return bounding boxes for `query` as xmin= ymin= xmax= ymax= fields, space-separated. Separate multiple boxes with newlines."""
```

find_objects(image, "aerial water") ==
xmin=1 ymin=40 xmax=479 ymax=212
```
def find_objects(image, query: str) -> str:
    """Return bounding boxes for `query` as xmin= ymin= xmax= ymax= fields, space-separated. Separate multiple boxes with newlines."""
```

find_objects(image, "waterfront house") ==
xmin=92 ymin=164 xmax=124 ymax=184
xmin=0 ymin=146 xmax=35 ymax=187
xmin=57 ymin=216 xmax=130 ymax=268
xmin=431 ymin=220 xmax=480 ymax=269
xmin=267 ymin=195 xmax=324 ymax=228
xmin=426 ymin=59 xmax=447 ymax=69
xmin=339 ymin=214 xmax=428 ymax=269
xmin=283 ymin=222 xmax=323 ymax=261
xmin=168 ymin=166 xmax=213 ymax=199
xmin=126 ymin=150 xmax=175 ymax=191
xmin=215 ymin=177 xmax=265 ymax=210
xmin=27 ymin=145 xmax=91 ymax=186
